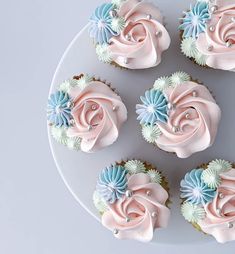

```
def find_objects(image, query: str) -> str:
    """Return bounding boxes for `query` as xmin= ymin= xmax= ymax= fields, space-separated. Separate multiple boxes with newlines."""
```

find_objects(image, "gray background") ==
xmin=1 ymin=0 xmax=235 ymax=253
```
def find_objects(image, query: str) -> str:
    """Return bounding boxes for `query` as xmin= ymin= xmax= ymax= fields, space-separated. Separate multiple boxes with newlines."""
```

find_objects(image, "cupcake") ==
xmin=136 ymin=71 xmax=221 ymax=158
xmin=180 ymin=159 xmax=235 ymax=243
xmin=93 ymin=159 xmax=170 ymax=242
xmin=89 ymin=0 xmax=171 ymax=69
xmin=179 ymin=0 xmax=235 ymax=71
xmin=47 ymin=74 xmax=127 ymax=153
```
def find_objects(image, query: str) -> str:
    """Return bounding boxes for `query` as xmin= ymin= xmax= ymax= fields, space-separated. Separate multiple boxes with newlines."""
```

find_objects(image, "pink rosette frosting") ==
xmin=196 ymin=0 xmax=235 ymax=71
xmin=156 ymin=81 xmax=221 ymax=158
xmin=108 ymin=0 xmax=171 ymax=69
xmin=67 ymin=80 xmax=127 ymax=153
xmin=198 ymin=168 xmax=235 ymax=243
xmin=101 ymin=173 xmax=170 ymax=242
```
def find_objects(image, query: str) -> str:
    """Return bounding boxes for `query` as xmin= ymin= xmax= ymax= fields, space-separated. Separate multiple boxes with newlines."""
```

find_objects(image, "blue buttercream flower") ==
xmin=136 ymin=89 xmax=168 ymax=126
xmin=96 ymin=165 xmax=128 ymax=204
xmin=180 ymin=169 xmax=216 ymax=205
xmin=179 ymin=1 xmax=210 ymax=39
xmin=47 ymin=91 xmax=72 ymax=127
xmin=89 ymin=3 xmax=118 ymax=44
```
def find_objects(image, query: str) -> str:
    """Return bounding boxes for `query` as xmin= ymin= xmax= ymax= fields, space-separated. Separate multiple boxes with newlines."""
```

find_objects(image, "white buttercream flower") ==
xmin=201 ymin=168 xmax=221 ymax=189
xmin=124 ymin=160 xmax=146 ymax=174
xmin=153 ymin=76 xmax=171 ymax=91
xmin=51 ymin=126 xmax=68 ymax=145
xmin=181 ymin=37 xmax=198 ymax=58
xmin=207 ymin=159 xmax=232 ymax=173
xmin=93 ymin=190 xmax=108 ymax=214
xmin=96 ymin=44 xmax=113 ymax=63
xmin=142 ymin=125 xmax=162 ymax=143
xmin=147 ymin=169 xmax=162 ymax=184
xmin=181 ymin=202 xmax=206 ymax=223
xmin=170 ymin=71 xmax=191 ymax=86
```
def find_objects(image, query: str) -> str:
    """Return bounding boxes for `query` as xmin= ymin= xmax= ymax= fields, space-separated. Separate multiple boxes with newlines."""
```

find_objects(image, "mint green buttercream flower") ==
xmin=111 ymin=17 xmax=126 ymax=33
xmin=181 ymin=202 xmax=206 ymax=223
xmin=93 ymin=190 xmax=109 ymax=214
xmin=181 ymin=37 xmax=198 ymax=58
xmin=96 ymin=44 xmax=113 ymax=63
xmin=66 ymin=137 xmax=81 ymax=151
xmin=124 ymin=160 xmax=146 ymax=174
xmin=170 ymin=71 xmax=191 ymax=86
xmin=76 ymin=74 xmax=93 ymax=90
xmin=201 ymin=167 xmax=221 ymax=189
xmin=51 ymin=126 xmax=69 ymax=145
xmin=207 ymin=159 xmax=232 ymax=173
xmin=153 ymin=77 xmax=172 ymax=91
xmin=147 ymin=169 xmax=162 ymax=184
xmin=141 ymin=125 xmax=162 ymax=143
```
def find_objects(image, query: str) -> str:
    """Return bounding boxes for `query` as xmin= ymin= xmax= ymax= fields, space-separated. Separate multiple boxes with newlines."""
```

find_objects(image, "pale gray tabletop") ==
xmin=1 ymin=0 xmax=235 ymax=253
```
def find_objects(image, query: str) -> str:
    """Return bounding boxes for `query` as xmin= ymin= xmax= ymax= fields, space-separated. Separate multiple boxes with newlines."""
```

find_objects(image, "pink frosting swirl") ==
xmin=108 ymin=0 xmax=170 ymax=69
xmin=67 ymin=80 xmax=127 ymax=153
xmin=198 ymin=168 xmax=235 ymax=243
xmin=196 ymin=0 xmax=235 ymax=71
xmin=102 ymin=173 xmax=170 ymax=242
xmin=156 ymin=81 xmax=221 ymax=158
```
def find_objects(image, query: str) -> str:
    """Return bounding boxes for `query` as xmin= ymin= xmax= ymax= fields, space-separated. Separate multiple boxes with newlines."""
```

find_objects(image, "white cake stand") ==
xmin=48 ymin=0 xmax=235 ymax=245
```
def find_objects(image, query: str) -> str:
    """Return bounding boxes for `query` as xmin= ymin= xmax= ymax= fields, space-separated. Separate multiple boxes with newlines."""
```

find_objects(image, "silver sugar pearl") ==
xmin=125 ymin=217 xmax=131 ymax=222
xmin=219 ymin=192 xmax=224 ymax=199
xmin=172 ymin=126 xmax=180 ymax=133
xmin=88 ymin=125 xmax=92 ymax=131
xmin=151 ymin=212 xmax=157 ymax=218
xmin=216 ymin=208 xmax=222 ymax=216
xmin=185 ymin=113 xmax=190 ymax=119
xmin=109 ymin=10 xmax=118 ymax=18
xmin=124 ymin=58 xmax=128 ymax=64
xmin=156 ymin=30 xmax=162 ymax=37
xmin=91 ymin=104 xmax=97 ymax=110
xmin=207 ymin=45 xmax=213 ymax=51
xmin=226 ymin=40 xmax=232 ymax=48
xmin=228 ymin=222 xmax=234 ymax=229
xmin=113 ymin=228 xmax=119 ymax=234
xmin=67 ymin=101 xmax=73 ymax=108
xmin=69 ymin=119 xmax=75 ymax=125
xmin=167 ymin=103 xmax=175 ymax=110
xmin=147 ymin=14 xmax=151 ymax=20
xmin=125 ymin=34 xmax=131 ymax=41
xmin=125 ymin=190 xmax=133 ymax=198
xmin=192 ymin=90 xmax=197 ymax=97
xmin=146 ymin=190 xmax=151 ymax=196
xmin=210 ymin=5 xmax=218 ymax=13
xmin=209 ymin=26 xmax=215 ymax=32
xmin=112 ymin=105 xmax=118 ymax=111
xmin=231 ymin=17 xmax=235 ymax=23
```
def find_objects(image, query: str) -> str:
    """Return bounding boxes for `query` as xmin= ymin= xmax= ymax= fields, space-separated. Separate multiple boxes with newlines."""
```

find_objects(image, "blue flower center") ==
xmin=191 ymin=15 xmax=199 ymax=26
xmin=193 ymin=187 xmax=202 ymax=198
xmin=107 ymin=182 xmax=117 ymax=192
xmin=98 ymin=19 xmax=107 ymax=29
xmin=55 ymin=105 xmax=62 ymax=114
xmin=147 ymin=104 xmax=156 ymax=113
